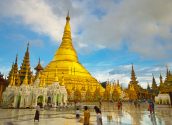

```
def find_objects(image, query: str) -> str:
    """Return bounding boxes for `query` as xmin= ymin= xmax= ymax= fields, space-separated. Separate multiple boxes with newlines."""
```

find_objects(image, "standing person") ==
xmin=94 ymin=107 xmax=103 ymax=125
xmin=120 ymin=101 xmax=122 ymax=110
xmin=34 ymin=104 xmax=40 ymax=122
xmin=148 ymin=102 xmax=152 ymax=114
xmin=83 ymin=106 xmax=90 ymax=125
xmin=117 ymin=101 xmax=121 ymax=110
xmin=76 ymin=108 xmax=80 ymax=121
xmin=151 ymin=101 xmax=155 ymax=114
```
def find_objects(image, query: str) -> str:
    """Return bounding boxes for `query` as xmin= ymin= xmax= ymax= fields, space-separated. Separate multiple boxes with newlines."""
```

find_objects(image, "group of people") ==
xmin=33 ymin=100 xmax=155 ymax=124
xmin=76 ymin=106 xmax=103 ymax=125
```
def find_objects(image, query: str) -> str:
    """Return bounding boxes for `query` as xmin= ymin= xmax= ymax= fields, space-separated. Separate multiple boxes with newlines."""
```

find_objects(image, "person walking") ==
xmin=120 ymin=101 xmax=122 ymax=110
xmin=150 ymin=101 xmax=155 ymax=114
xmin=148 ymin=102 xmax=152 ymax=114
xmin=76 ymin=108 xmax=80 ymax=121
xmin=94 ymin=106 xmax=103 ymax=125
xmin=34 ymin=104 xmax=40 ymax=122
xmin=83 ymin=106 xmax=90 ymax=125
xmin=117 ymin=101 xmax=121 ymax=110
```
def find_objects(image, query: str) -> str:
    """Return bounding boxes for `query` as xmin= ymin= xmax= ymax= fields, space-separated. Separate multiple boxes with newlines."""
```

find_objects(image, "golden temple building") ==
xmin=127 ymin=64 xmax=150 ymax=100
xmin=40 ymin=13 xmax=104 ymax=96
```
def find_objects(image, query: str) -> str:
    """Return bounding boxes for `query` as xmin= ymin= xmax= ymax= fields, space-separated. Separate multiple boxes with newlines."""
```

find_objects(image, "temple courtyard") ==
xmin=0 ymin=102 xmax=171 ymax=125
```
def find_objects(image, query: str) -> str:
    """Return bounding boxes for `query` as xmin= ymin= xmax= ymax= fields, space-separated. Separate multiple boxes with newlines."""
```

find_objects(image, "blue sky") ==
xmin=0 ymin=0 xmax=172 ymax=88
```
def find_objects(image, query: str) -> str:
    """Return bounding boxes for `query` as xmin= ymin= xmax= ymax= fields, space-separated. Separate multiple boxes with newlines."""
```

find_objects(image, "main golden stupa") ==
xmin=41 ymin=13 xmax=104 ymax=94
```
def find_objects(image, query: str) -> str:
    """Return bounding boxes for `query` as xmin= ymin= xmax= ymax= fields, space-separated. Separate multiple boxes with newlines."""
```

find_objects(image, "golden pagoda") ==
xmin=8 ymin=55 xmax=20 ymax=86
xmin=19 ymin=43 xmax=32 ymax=84
xmin=128 ymin=64 xmax=140 ymax=93
xmin=34 ymin=58 xmax=43 ymax=78
xmin=160 ymin=67 xmax=172 ymax=93
xmin=42 ymin=13 xmax=104 ymax=94
xmin=8 ymin=62 xmax=14 ymax=84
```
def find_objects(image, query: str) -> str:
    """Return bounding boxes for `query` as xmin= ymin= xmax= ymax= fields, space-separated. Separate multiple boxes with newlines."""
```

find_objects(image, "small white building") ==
xmin=155 ymin=93 xmax=171 ymax=105
xmin=2 ymin=75 xmax=67 ymax=108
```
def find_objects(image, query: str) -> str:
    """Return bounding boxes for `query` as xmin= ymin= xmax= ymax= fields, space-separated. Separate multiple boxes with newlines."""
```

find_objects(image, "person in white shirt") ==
xmin=94 ymin=106 xmax=103 ymax=125
xmin=76 ymin=108 xmax=80 ymax=121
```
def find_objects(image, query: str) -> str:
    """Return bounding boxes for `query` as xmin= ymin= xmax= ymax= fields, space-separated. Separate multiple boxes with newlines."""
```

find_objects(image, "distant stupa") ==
xmin=42 ymin=13 xmax=104 ymax=93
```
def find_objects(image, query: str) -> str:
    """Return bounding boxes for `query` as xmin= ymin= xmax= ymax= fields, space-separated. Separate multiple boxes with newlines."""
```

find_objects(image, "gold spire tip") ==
xmin=66 ymin=10 xmax=70 ymax=21
xmin=27 ymin=42 xmax=29 ymax=52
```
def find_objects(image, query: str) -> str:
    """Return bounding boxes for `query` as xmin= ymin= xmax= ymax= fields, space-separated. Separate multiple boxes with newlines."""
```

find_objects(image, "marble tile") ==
xmin=0 ymin=103 xmax=171 ymax=125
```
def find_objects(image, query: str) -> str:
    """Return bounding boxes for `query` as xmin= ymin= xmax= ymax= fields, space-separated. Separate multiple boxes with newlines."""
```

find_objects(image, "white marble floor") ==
xmin=0 ymin=102 xmax=172 ymax=125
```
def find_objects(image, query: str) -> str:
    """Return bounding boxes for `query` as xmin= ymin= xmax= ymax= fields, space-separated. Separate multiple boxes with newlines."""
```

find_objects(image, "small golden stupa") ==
xmin=42 ymin=12 xmax=104 ymax=93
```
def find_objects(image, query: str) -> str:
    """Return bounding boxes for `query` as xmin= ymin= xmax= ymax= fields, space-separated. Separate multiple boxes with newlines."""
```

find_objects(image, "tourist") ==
xmin=34 ymin=104 xmax=40 ymax=122
xmin=134 ymin=100 xmax=137 ymax=108
xmin=94 ymin=106 xmax=103 ymax=125
xmin=117 ymin=101 xmax=121 ymax=110
xmin=76 ymin=108 xmax=80 ymax=121
xmin=148 ymin=102 xmax=152 ymax=114
xmin=83 ymin=106 xmax=90 ymax=125
xmin=120 ymin=101 xmax=122 ymax=110
xmin=150 ymin=101 xmax=155 ymax=114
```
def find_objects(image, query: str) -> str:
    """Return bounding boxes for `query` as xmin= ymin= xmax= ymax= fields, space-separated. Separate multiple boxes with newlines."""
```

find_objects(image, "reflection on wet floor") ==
xmin=0 ymin=102 xmax=171 ymax=125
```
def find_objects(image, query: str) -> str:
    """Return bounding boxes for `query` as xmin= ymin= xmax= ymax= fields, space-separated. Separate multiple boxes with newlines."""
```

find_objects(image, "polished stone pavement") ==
xmin=0 ymin=102 xmax=171 ymax=125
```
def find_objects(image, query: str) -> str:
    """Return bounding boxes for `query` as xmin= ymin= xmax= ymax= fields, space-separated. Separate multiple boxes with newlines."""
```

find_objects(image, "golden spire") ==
xmin=15 ymin=54 xmax=18 ymax=65
xmin=26 ymin=42 xmax=29 ymax=53
xmin=34 ymin=58 xmax=43 ymax=75
xmin=53 ymin=12 xmax=78 ymax=62
xmin=19 ymin=43 xmax=31 ymax=84
xmin=152 ymin=74 xmax=157 ymax=90
xmin=130 ymin=64 xmax=138 ymax=84
xmin=147 ymin=82 xmax=150 ymax=90
xmin=42 ymin=14 xmax=105 ymax=99
xmin=159 ymin=73 xmax=163 ymax=85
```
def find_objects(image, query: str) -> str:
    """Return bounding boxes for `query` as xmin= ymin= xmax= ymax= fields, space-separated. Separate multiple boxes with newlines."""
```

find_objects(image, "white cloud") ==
xmin=92 ymin=68 xmax=130 ymax=88
xmin=76 ymin=0 xmax=172 ymax=59
xmin=0 ymin=0 xmax=66 ymax=41
xmin=0 ymin=0 xmax=172 ymax=58
xmin=1 ymin=0 xmax=172 ymax=59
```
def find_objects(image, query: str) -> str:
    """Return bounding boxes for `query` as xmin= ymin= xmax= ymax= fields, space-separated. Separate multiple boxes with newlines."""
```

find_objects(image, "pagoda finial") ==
xmin=27 ymin=42 xmax=29 ymax=52
xmin=39 ymin=57 xmax=40 ymax=64
xmin=66 ymin=10 xmax=70 ymax=21
xmin=15 ymin=54 xmax=18 ymax=64
xmin=160 ymin=73 xmax=163 ymax=84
